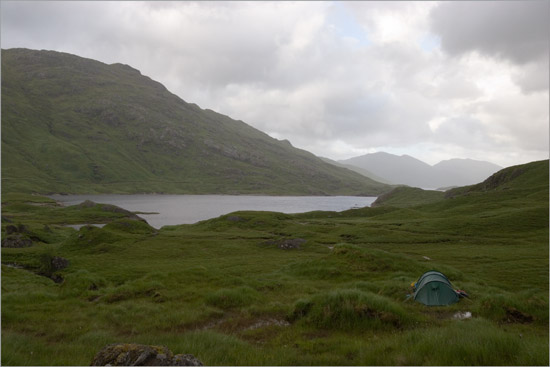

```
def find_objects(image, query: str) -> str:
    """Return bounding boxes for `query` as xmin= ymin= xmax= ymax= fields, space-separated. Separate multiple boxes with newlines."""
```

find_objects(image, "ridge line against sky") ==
xmin=1 ymin=0 xmax=548 ymax=167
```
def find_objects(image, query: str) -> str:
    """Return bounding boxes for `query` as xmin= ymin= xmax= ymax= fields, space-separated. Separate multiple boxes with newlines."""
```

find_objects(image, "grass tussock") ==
xmin=60 ymin=269 xmax=107 ymax=297
xmin=67 ymin=225 xmax=124 ymax=248
xmin=206 ymin=286 xmax=260 ymax=309
xmin=290 ymin=289 xmax=417 ymax=330
xmin=474 ymin=289 xmax=549 ymax=325
xmin=361 ymin=319 xmax=549 ymax=366
xmin=102 ymin=277 xmax=166 ymax=304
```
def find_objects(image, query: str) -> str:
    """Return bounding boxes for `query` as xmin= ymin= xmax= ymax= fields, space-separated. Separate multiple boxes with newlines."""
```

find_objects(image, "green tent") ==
xmin=413 ymin=270 xmax=459 ymax=306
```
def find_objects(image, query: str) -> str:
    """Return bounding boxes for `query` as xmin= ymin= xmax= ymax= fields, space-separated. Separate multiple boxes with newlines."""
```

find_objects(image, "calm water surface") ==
xmin=50 ymin=195 xmax=377 ymax=229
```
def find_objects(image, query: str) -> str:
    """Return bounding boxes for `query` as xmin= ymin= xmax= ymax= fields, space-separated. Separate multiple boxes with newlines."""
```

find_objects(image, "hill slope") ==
xmin=1 ymin=48 xmax=389 ymax=196
xmin=444 ymin=159 xmax=549 ymax=199
xmin=372 ymin=160 xmax=549 ymax=209
xmin=339 ymin=152 xmax=501 ymax=188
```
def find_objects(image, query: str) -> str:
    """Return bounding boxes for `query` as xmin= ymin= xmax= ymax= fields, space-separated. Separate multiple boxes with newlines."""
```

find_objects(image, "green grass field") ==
xmin=1 ymin=161 xmax=548 ymax=365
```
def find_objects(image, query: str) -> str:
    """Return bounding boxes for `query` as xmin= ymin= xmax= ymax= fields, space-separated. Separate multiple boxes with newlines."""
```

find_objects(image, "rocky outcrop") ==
xmin=40 ymin=255 xmax=69 ymax=283
xmin=91 ymin=343 xmax=203 ymax=366
xmin=2 ymin=223 xmax=39 ymax=248
xmin=5 ymin=223 xmax=29 ymax=234
xmin=1 ymin=234 xmax=33 ymax=248
xmin=51 ymin=256 xmax=69 ymax=271
xmin=262 ymin=238 xmax=306 ymax=250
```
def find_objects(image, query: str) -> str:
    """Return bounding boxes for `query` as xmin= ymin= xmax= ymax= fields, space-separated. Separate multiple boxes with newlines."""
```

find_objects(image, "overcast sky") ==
xmin=1 ymin=1 xmax=548 ymax=167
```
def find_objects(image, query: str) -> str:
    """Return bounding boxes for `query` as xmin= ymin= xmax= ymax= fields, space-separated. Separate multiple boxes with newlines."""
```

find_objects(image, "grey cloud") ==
xmin=479 ymin=94 xmax=549 ymax=152
xmin=512 ymin=59 xmax=550 ymax=94
xmin=1 ymin=1 xmax=288 ymax=88
xmin=1 ymin=1 xmax=547 ymax=167
xmin=430 ymin=1 xmax=549 ymax=65
xmin=432 ymin=116 xmax=491 ymax=149
xmin=1 ymin=1 xmax=117 ymax=49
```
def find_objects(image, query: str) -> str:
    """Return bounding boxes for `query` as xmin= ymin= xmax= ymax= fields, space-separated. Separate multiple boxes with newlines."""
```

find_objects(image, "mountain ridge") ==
xmin=1 ymin=48 xmax=389 ymax=196
xmin=339 ymin=152 xmax=502 ymax=188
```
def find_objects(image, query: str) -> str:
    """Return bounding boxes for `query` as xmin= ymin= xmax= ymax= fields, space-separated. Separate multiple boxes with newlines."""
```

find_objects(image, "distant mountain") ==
xmin=339 ymin=152 xmax=502 ymax=189
xmin=339 ymin=152 xmax=437 ymax=188
xmin=319 ymin=157 xmax=392 ymax=184
xmin=1 ymin=48 xmax=389 ymax=196
xmin=432 ymin=158 xmax=504 ymax=188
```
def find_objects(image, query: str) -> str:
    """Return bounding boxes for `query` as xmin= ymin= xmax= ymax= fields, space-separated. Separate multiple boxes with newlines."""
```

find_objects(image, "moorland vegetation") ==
xmin=1 ymin=160 xmax=548 ymax=365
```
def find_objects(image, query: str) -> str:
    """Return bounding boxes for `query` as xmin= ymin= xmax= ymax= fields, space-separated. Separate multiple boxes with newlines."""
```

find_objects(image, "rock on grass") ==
xmin=91 ymin=343 xmax=202 ymax=366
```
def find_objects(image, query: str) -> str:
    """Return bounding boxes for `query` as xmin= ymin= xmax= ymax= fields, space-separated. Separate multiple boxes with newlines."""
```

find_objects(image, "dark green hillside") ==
xmin=372 ymin=160 xmax=548 ymax=209
xmin=371 ymin=186 xmax=445 ymax=208
xmin=1 ymin=48 xmax=388 ymax=195
xmin=445 ymin=160 xmax=549 ymax=198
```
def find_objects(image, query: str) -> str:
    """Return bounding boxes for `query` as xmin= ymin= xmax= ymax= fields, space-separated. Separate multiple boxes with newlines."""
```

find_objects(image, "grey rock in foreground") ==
xmin=1 ymin=234 xmax=33 ymax=248
xmin=51 ymin=256 xmax=70 ymax=271
xmin=91 ymin=343 xmax=203 ymax=366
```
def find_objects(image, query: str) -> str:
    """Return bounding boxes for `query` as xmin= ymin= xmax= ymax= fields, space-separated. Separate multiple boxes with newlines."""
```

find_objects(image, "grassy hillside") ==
xmin=1 ymin=48 xmax=388 ymax=196
xmin=1 ymin=160 xmax=547 ymax=365
xmin=371 ymin=187 xmax=445 ymax=208
xmin=445 ymin=160 xmax=549 ymax=198
xmin=372 ymin=160 xmax=548 ymax=208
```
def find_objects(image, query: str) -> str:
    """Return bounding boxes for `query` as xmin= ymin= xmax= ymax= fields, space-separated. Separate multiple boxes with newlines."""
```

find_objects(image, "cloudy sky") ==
xmin=2 ymin=1 xmax=548 ymax=167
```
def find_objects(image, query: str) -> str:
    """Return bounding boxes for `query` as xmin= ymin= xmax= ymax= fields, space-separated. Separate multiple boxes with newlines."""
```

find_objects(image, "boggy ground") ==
xmin=1 ymin=162 xmax=548 ymax=365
